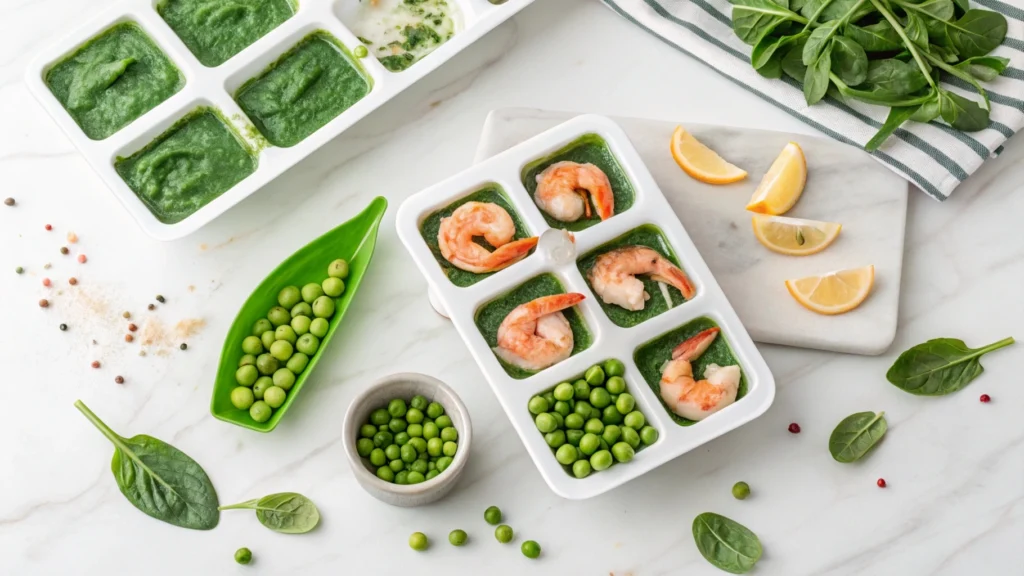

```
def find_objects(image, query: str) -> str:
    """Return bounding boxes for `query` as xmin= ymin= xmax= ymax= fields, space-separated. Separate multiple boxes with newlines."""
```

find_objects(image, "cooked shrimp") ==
xmin=588 ymin=246 xmax=696 ymax=311
xmin=534 ymin=161 xmax=614 ymax=222
xmin=438 ymin=201 xmax=538 ymax=274
xmin=494 ymin=293 xmax=585 ymax=372
xmin=660 ymin=327 xmax=741 ymax=421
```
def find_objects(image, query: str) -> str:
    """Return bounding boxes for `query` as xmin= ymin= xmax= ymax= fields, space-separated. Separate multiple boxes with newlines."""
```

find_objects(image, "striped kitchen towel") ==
xmin=601 ymin=0 xmax=1024 ymax=200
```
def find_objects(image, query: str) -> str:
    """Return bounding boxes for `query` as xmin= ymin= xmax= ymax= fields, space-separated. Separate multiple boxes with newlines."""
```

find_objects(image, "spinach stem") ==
xmin=922 ymin=51 xmax=991 ymax=110
xmin=75 ymin=399 xmax=125 ymax=447
xmin=830 ymin=74 xmax=936 ymax=107
xmin=869 ymin=0 xmax=937 ymax=90
xmin=980 ymin=336 xmax=1015 ymax=353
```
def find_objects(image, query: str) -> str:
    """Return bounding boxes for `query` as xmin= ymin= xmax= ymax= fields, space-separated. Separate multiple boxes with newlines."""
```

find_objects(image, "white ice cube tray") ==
xmin=25 ymin=0 xmax=535 ymax=240
xmin=396 ymin=115 xmax=775 ymax=499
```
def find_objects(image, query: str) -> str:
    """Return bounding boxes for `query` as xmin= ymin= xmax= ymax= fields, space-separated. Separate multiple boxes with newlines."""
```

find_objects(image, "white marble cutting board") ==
xmin=475 ymin=108 xmax=908 ymax=355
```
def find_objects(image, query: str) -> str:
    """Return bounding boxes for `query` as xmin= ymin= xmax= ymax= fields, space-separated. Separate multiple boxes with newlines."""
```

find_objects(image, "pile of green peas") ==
xmin=529 ymin=359 xmax=659 ymax=479
xmin=230 ymin=259 xmax=349 ymax=422
xmin=356 ymin=395 xmax=459 ymax=485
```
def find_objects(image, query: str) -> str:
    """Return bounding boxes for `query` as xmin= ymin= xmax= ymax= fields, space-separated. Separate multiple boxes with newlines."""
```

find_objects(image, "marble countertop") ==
xmin=2 ymin=1 xmax=1022 ymax=574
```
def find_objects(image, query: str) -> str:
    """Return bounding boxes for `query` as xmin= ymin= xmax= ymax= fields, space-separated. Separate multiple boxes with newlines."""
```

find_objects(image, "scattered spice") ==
xmin=67 ymin=231 xmax=78 ymax=243
xmin=128 ymin=323 xmax=138 ymax=332
xmin=877 ymin=478 xmax=886 ymax=488
xmin=123 ymin=311 xmax=131 ymax=319
xmin=155 ymin=295 xmax=166 ymax=303
xmin=139 ymin=350 xmax=147 ymax=357
xmin=15 ymin=267 xmax=23 ymax=274
xmin=115 ymin=376 xmax=124 ymax=384
xmin=60 ymin=247 xmax=69 ymax=255
xmin=180 ymin=343 xmax=188 ymax=350
xmin=43 ymin=263 xmax=51 ymax=270
xmin=125 ymin=334 xmax=134 ymax=343
xmin=148 ymin=303 xmax=156 ymax=310
xmin=77 ymin=254 xmax=87 ymax=263
xmin=3 ymin=197 xmax=14 ymax=206
xmin=980 ymin=394 xmax=991 ymax=403
xmin=91 ymin=360 xmax=100 ymax=369
xmin=39 ymin=299 xmax=49 ymax=308
xmin=45 ymin=224 xmax=52 ymax=231
xmin=788 ymin=423 xmax=801 ymax=434
xmin=69 ymin=277 xmax=78 ymax=285
xmin=59 ymin=323 xmax=68 ymax=331
xmin=42 ymin=278 xmax=51 ymax=287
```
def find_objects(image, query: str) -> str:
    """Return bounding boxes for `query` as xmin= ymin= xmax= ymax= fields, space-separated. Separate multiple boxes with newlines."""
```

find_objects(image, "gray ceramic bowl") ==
xmin=343 ymin=373 xmax=472 ymax=507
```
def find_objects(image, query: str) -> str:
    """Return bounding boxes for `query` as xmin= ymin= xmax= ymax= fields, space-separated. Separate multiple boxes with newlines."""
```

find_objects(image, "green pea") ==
xmin=542 ymin=391 xmax=556 ymax=406
xmin=448 ymin=529 xmax=467 ymax=546
xmin=384 ymin=444 xmax=401 ymax=460
xmin=566 ymin=429 xmax=584 ymax=446
xmin=291 ymin=315 xmax=312 ymax=336
xmin=521 ymin=540 xmax=541 ymax=559
xmin=400 ymin=443 xmax=417 ymax=463
xmin=555 ymin=443 xmax=577 ymax=465
xmin=241 ymin=335 xmax=263 ymax=355
xmin=394 ymin=431 xmax=410 ymax=446
xmin=528 ymin=395 xmax=549 ymax=415
xmin=263 ymin=386 xmax=286 ymax=408
xmin=407 ymin=423 xmax=423 ymax=437
xmin=484 ymin=506 xmax=502 ymax=525
xmin=423 ymin=421 xmax=439 ymax=439
xmin=426 ymin=401 xmax=445 ymax=419
xmin=312 ymin=295 xmax=335 ymax=319
xmin=269 ymin=340 xmax=293 ymax=362
xmin=495 ymin=524 xmax=513 ymax=543
xmin=579 ymin=433 xmax=600 ymax=455
xmin=260 ymin=330 xmax=276 ymax=350
xmin=406 ymin=407 xmax=424 ymax=424
xmin=621 ymin=426 xmax=641 ymax=449
xmin=603 ymin=359 xmax=626 ymax=378
xmin=611 ymin=442 xmax=635 ymax=463
xmin=356 ymin=438 xmax=374 ymax=457
xmin=410 ymin=395 xmax=428 ymax=411
xmin=615 ymin=393 xmax=635 ymax=414
xmin=389 ymin=459 xmax=404 ymax=472
xmin=235 ymin=365 xmax=258 ymax=386
xmin=640 ymin=426 xmax=659 ymax=446
xmin=553 ymin=382 xmax=574 ymax=401
xmin=360 ymin=424 xmax=377 ymax=438
xmin=249 ymin=401 xmax=272 ymax=423
xmin=238 ymin=354 xmax=256 ymax=368
xmin=408 ymin=531 xmax=429 ymax=551
xmin=277 ymin=285 xmax=301 ymax=309
xmin=440 ymin=426 xmax=458 ymax=442
xmin=291 ymin=302 xmax=313 ymax=318
xmin=427 ymin=437 xmax=443 ymax=457
xmin=252 ymin=377 xmax=272 ymax=400
xmin=624 ymin=410 xmax=646 ymax=430
xmin=376 ymin=466 xmax=394 ymax=482
xmin=389 ymin=418 xmax=407 ymax=433
xmin=370 ymin=408 xmax=391 ymax=426
xmin=533 ymin=413 xmax=555 ymax=433
xmin=285 ymin=353 xmax=309 ymax=374
xmin=322 ymin=277 xmax=345 ymax=298
xmin=373 ymin=431 xmax=393 ymax=448
xmin=436 ymin=456 xmax=453 ymax=472
xmin=299 ymin=283 xmax=322 ymax=304
xmin=550 ymin=412 xmax=564 ymax=428
xmin=435 ymin=415 xmax=453 ymax=429
xmin=585 ymin=365 xmax=606 ymax=386
xmin=573 ymin=379 xmax=591 ymax=400
xmin=295 ymin=333 xmax=319 ymax=356
xmin=572 ymin=459 xmax=592 ymax=478
xmin=733 ymin=481 xmax=751 ymax=500
xmin=388 ymin=398 xmax=407 ymax=418
xmin=574 ymin=400 xmax=592 ymax=419
xmin=584 ymin=418 xmax=604 ymax=435
xmin=273 ymin=325 xmax=295 ymax=344
xmin=427 ymin=469 xmax=441 ymax=480
xmin=252 ymin=318 xmax=273 ymax=336
xmin=602 ymin=405 xmax=623 ymax=425
xmin=590 ymin=387 xmax=611 ymax=409
xmin=268 ymin=306 xmax=290 ymax=327
xmin=309 ymin=317 xmax=329 ymax=338
xmin=564 ymin=413 xmax=584 ymax=430
xmin=442 ymin=441 xmax=458 ymax=457
xmin=410 ymin=459 xmax=428 ymax=474
xmin=409 ymin=437 xmax=427 ymax=454
xmin=606 ymin=375 xmax=627 ymax=395
xmin=230 ymin=386 xmax=254 ymax=410
xmin=272 ymin=368 xmax=295 ymax=391
xmin=544 ymin=430 xmax=566 ymax=448
xmin=328 ymin=258 xmax=349 ymax=279
xmin=256 ymin=353 xmax=278 ymax=375
xmin=378 ymin=425 xmax=389 ymax=432
xmin=553 ymin=400 xmax=571 ymax=417
xmin=599 ymin=438 xmax=610 ymax=451
xmin=590 ymin=449 xmax=613 ymax=471
xmin=602 ymin=424 xmax=622 ymax=445
xmin=234 ymin=547 xmax=252 ymax=565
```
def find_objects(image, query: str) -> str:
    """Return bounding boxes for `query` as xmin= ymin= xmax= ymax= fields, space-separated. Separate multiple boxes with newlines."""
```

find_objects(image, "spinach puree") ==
xmin=419 ymin=185 xmax=534 ymax=287
xmin=577 ymin=225 xmax=693 ymax=328
xmin=633 ymin=317 xmax=748 ymax=426
xmin=236 ymin=32 xmax=371 ymax=147
xmin=45 ymin=23 xmax=183 ymax=140
xmin=158 ymin=0 xmax=296 ymax=67
xmin=521 ymin=134 xmax=635 ymax=232
xmin=115 ymin=108 xmax=257 ymax=224
xmin=475 ymin=274 xmax=593 ymax=380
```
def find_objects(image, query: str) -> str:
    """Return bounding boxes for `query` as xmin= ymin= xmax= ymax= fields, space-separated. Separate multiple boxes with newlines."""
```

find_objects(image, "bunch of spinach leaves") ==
xmin=731 ymin=0 xmax=1009 ymax=150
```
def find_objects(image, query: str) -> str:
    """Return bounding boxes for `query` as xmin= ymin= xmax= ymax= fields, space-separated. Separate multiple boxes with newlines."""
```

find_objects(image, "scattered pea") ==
xmin=234 ymin=547 xmax=252 ymax=565
xmin=495 ymin=524 xmax=513 ymax=543
xmin=449 ymin=529 xmax=467 ymax=546
xmin=521 ymin=540 xmax=541 ymax=559
xmin=733 ymin=481 xmax=751 ymax=500
xmin=484 ymin=506 xmax=502 ymax=525
xmin=409 ymin=532 xmax=429 ymax=551
xmin=354 ymin=45 xmax=369 ymax=58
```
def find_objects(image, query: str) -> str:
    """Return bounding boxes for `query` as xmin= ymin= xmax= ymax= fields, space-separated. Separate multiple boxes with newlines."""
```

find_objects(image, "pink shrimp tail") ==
xmin=526 ymin=293 xmax=586 ymax=316
xmin=486 ymin=236 xmax=539 ymax=268
xmin=671 ymin=327 xmax=720 ymax=361
xmin=654 ymin=266 xmax=697 ymax=300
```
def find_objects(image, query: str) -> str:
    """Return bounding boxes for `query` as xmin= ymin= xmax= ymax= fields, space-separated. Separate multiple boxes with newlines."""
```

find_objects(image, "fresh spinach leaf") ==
xmin=952 ymin=0 xmax=969 ymax=15
xmin=804 ymin=42 xmax=833 ymax=104
xmin=865 ymin=105 xmax=919 ymax=150
xmin=75 ymin=400 xmax=220 ymax=530
xmin=752 ymin=31 xmax=808 ymax=70
xmin=846 ymin=21 xmax=902 ymax=51
xmin=830 ymin=36 xmax=869 ymax=85
xmin=886 ymin=336 xmax=1014 ymax=395
xmin=803 ymin=21 xmax=839 ymax=64
xmin=910 ymin=93 xmax=941 ymax=121
xmin=802 ymin=0 xmax=863 ymax=23
xmin=898 ymin=0 xmax=955 ymax=21
xmin=904 ymin=11 xmax=931 ymax=50
xmin=782 ymin=37 xmax=810 ymax=80
xmin=862 ymin=58 xmax=930 ymax=95
xmin=946 ymin=9 xmax=1008 ymax=58
xmin=829 ymin=411 xmax=887 ymax=462
xmin=731 ymin=0 xmax=806 ymax=45
xmin=956 ymin=55 xmax=1010 ymax=81
xmin=693 ymin=513 xmax=763 ymax=574
xmin=220 ymin=492 xmax=321 ymax=534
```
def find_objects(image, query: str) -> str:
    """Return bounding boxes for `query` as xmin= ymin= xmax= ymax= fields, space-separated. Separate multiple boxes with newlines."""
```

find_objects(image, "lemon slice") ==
xmin=670 ymin=126 xmax=748 ymax=184
xmin=752 ymin=214 xmax=841 ymax=256
xmin=785 ymin=265 xmax=875 ymax=315
xmin=746 ymin=142 xmax=806 ymax=215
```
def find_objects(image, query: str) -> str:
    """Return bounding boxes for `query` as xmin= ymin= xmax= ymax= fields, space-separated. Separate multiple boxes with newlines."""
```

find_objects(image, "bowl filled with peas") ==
xmin=343 ymin=373 xmax=473 ymax=507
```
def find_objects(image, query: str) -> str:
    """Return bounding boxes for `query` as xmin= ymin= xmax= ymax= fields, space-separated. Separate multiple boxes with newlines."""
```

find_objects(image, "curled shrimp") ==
xmin=494 ymin=293 xmax=585 ymax=372
xmin=438 ymin=201 xmax=538 ymax=274
xmin=534 ymin=161 xmax=614 ymax=222
xmin=660 ymin=327 xmax=741 ymax=421
xmin=588 ymin=246 xmax=696 ymax=311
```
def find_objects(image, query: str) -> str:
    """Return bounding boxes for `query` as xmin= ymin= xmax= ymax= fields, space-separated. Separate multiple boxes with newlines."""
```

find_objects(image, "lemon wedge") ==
xmin=746 ymin=142 xmax=806 ymax=215
xmin=670 ymin=126 xmax=748 ymax=184
xmin=785 ymin=265 xmax=874 ymax=315
xmin=752 ymin=214 xmax=841 ymax=256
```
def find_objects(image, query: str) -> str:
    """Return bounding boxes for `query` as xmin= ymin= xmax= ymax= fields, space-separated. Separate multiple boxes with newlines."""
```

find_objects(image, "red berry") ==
xmin=42 ymin=278 xmax=51 ymax=287
xmin=980 ymin=394 xmax=991 ymax=403
xmin=91 ymin=360 xmax=100 ymax=369
xmin=877 ymin=478 xmax=886 ymax=488
xmin=77 ymin=254 xmax=87 ymax=263
xmin=44 ymin=224 xmax=52 ymax=231
xmin=788 ymin=423 xmax=801 ymax=434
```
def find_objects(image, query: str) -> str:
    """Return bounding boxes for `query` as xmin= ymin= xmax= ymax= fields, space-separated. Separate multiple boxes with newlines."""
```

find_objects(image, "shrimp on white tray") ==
xmin=588 ymin=246 xmax=695 ymax=311
xmin=534 ymin=161 xmax=614 ymax=222
xmin=660 ymin=327 xmax=741 ymax=421
xmin=438 ymin=201 xmax=538 ymax=273
xmin=494 ymin=293 xmax=585 ymax=371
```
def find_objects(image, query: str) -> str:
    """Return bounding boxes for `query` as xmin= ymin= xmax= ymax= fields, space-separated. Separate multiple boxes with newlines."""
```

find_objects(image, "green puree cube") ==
xmin=114 ymin=108 xmax=257 ymax=224
xmin=236 ymin=32 xmax=371 ymax=148
xmin=44 ymin=23 xmax=183 ymax=140
xmin=158 ymin=0 xmax=296 ymax=67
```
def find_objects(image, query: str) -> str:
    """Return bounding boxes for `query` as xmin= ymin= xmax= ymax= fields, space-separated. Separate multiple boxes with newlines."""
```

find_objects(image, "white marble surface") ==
xmin=1 ymin=1 xmax=1022 ymax=575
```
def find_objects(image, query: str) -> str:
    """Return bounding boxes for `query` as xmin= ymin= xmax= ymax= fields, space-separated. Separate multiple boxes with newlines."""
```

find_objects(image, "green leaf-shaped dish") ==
xmin=211 ymin=197 xmax=387 ymax=432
